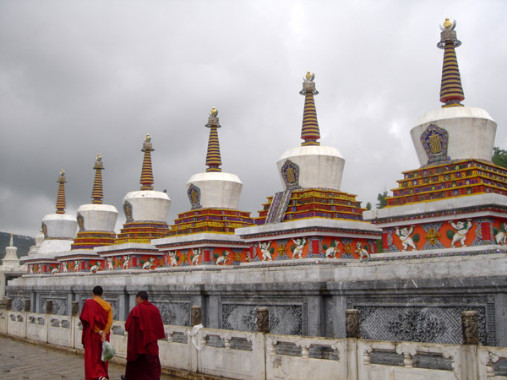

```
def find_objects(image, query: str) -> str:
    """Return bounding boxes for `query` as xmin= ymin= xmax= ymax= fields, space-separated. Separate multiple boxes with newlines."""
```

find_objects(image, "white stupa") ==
xmin=236 ymin=72 xmax=381 ymax=262
xmin=116 ymin=135 xmax=171 ymax=243
xmin=54 ymin=155 xmax=119 ymax=273
xmin=71 ymin=154 xmax=118 ymax=249
xmin=37 ymin=170 xmax=77 ymax=255
xmin=96 ymin=135 xmax=169 ymax=270
xmin=152 ymin=108 xmax=253 ymax=266
xmin=22 ymin=169 xmax=77 ymax=274
xmin=276 ymin=72 xmax=345 ymax=191
xmin=186 ymin=107 xmax=243 ymax=209
xmin=410 ymin=19 xmax=496 ymax=166
xmin=1 ymin=234 xmax=20 ymax=270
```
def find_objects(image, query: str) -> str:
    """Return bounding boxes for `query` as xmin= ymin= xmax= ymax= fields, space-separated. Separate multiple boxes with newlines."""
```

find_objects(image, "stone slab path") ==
xmin=0 ymin=335 xmax=177 ymax=380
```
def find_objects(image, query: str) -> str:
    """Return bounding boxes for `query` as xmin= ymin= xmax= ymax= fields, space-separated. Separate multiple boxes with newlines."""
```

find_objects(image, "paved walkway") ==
xmin=0 ymin=335 xmax=177 ymax=380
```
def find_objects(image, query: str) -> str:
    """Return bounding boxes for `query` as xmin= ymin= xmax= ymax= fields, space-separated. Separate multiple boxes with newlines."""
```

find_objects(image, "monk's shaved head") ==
xmin=92 ymin=286 xmax=103 ymax=296
xmin=136 ymin=291 xmax=148 ymax=300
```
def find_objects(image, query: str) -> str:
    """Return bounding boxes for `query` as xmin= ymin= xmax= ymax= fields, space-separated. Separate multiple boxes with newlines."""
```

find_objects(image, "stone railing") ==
xmin=1 ymin=307 xmax=507 ymax=380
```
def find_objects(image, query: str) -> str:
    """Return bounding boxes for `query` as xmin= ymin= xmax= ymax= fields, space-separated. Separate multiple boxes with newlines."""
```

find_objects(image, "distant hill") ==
xmin=0 ymin=232 xmax=35 ymax=260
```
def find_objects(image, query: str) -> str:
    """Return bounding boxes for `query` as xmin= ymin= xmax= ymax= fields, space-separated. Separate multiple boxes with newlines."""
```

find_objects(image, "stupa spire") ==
xmin=55 ymin=169 xmax=66 ymax=214
xmin=299 ymin=71 xmax=320 ymax=146
xmin=9 ymin=233 xmax=13 ymax=247
xmin=140 ymin=134 xmax=154 ymax=190
xmin=205 ymin=107 xmax=222 ymax=172
xmin=438 ymin=18 xmax=465 ymax=108
xmin=91 ymin=154 xmax=104 ymax=204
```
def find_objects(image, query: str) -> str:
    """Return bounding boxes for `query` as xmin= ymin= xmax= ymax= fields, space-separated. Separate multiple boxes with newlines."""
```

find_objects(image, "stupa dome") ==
xmin=277 ymin=145 xmax=345 ymax=190
xmin=411 ymin=107 xmax=496 ymax=166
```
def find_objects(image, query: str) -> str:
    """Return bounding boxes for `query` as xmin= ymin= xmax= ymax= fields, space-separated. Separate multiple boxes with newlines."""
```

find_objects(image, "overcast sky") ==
xmin=1 ymin=0 xmax=506 ymax=237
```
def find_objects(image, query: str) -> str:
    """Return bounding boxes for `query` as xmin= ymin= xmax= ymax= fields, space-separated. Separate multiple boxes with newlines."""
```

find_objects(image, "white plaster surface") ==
xmin=364 ymin=192 xmax=507 ymax=223
xmin=411 ymin=106 xmax=497 ymax=165
xmin=28 ymin=232 xmax=44 ymax=255
xmin=13 ymin=253 xmax=507 ymax=288
xmin=236 ymin=217 xmax=381 ymax=240
xmin=123 ymin=190 xmax=170 ymax=222
xmin=55 ymin=249 xmax=102 ymax=259
xmin=36 ymin=239 xmax=73 ymax=256
xmin=277 ymin=145 xmax=345 ymax=190
xmin=186 ymin=172 xmax=242 ymax=209
xmin=41 ymin=213 xmax=77 ymax=239
xmin=154 ymin=232 xmax=246 ymax=247
xmin=95 ymin=242 xmax=157 ymax=254
xmin=77 ymin=204 xmax=118 ymax=232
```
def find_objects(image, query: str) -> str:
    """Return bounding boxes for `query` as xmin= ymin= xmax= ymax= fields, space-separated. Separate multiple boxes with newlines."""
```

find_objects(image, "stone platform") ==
xmin=7 ymin=253 xmax=507 ymax=347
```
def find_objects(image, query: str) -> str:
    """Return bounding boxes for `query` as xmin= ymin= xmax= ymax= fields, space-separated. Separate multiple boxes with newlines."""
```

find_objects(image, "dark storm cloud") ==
xmin=0 ymin=0 xmax=506 ymax=235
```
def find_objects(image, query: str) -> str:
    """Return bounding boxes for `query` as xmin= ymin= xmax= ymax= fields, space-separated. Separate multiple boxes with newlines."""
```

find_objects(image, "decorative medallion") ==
xmin=187 ymin=183 xmax=202 ymax=210
xmin=421 ymin=124 xmax=450 ymax=165
xmin=41 ymin=222 xmax=48 ymax=239
xmin=281 ymin=160 xmax=300 ymax=190
xmin=425 ymin=227 xmax=441 ymax=245
xmin=77 ymin=213 xmax=85 ymax=232
xmin=123 ymin=200 xmax=133 ymax=222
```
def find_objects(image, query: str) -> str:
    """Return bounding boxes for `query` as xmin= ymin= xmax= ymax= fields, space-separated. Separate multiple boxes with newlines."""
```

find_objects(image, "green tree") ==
xmin=377 ymin=191 xmax=388 ymax=209
xmin=366 ymin=202 xmax=372 ymax=210
xmin=492 ymin=147 xmax=507 ymax=168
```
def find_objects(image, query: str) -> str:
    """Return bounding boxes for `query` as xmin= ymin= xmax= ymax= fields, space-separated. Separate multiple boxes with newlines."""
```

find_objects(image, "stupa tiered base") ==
xmin=256 ymin=188 xmax=364 ymax=224
xmin=169 ymin=208 xmax=254 ymax=236
xmin=70 ymin=231 xmax=116 ymax=250
xmin=364 ymin=157 xmax=507 ymax=254
xmin=115 ymin=221 xmax=170 ymax=244
xmin=388 ymin=159 xmax=507 ymax=207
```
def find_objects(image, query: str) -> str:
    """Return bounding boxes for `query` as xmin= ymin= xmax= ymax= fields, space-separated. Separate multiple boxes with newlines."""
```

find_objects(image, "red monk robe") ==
xmin=125 ymin=300 xmax=165 ymax=380
xmin=80 ymin=297 xmax=113 ymax=380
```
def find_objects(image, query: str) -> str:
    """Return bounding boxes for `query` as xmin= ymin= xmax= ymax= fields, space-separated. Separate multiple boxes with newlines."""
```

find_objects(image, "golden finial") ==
xmin=210 ymin=107 xmax=218 ymax=117
xmin=305 ymin=71 xmax=315 ymax=81
xmin=57 ymin=169 xmax=66 ymax=183
xmin=96 ymin=153 xmax=102 ymax=161
xmin=145 ymin=134 xmax=151 ymax=143
xmin=441 ymin=18 xmax=456 ymax=31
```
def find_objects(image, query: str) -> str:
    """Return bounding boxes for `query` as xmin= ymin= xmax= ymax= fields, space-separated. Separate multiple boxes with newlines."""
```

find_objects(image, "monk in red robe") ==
xmin=80 ymin=285 xmax=113 ymax=380
xmin=122 ymin=291 xmax=165 ymax=380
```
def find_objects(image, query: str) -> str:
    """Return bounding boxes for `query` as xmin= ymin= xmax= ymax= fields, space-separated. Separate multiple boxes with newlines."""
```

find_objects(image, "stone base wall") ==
xmin=6 ymin=255 xmax=507 ymax=346
xmin=1 ymin=309 xmax=507 ymax=380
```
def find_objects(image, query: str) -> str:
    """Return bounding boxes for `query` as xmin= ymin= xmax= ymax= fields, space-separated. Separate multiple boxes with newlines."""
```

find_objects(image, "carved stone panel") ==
xmin=347 ymin=295 xmax=495 ymax=345
xmin=152 ymin=301 xmax=191 ymax=326
xmin=221 ymin=303 xmax=304 ymax=335
xmin=40 ymin=297 xmax=67 ymax=315
xmin=11 ymin=297 xmax=25 ymax=312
